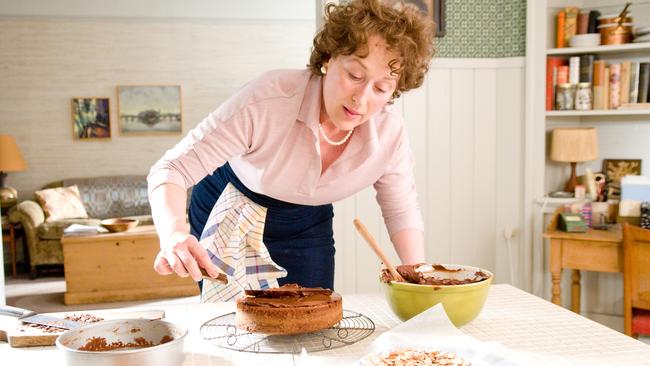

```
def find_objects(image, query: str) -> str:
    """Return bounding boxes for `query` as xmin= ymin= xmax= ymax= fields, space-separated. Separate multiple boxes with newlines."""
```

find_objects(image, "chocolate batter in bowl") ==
xmin=380 ymin=264 xmax=492 ymax=326
xmin=380 ymin=263 xmax=491 ymax=286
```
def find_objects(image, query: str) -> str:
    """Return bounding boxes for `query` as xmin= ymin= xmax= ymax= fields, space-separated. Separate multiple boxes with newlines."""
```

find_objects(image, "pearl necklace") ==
xmin=319 ymin=123 xmax=354 ymax=146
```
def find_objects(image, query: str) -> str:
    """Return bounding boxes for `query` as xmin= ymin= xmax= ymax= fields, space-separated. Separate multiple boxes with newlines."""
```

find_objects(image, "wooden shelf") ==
xmin=546 ymin=109 xmax=650 ymax=117
xmin=547 ymin=42 xmax=650 ymax=56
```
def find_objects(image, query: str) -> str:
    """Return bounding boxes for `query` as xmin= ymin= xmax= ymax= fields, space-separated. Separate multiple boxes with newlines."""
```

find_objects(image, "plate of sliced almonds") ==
xmin=356 ymin=348 xmax=471 ymax=366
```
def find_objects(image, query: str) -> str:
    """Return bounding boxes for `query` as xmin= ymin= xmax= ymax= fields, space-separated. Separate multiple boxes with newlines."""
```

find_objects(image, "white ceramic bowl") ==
xmin=570 ymin=33 xmax=601 ymax=47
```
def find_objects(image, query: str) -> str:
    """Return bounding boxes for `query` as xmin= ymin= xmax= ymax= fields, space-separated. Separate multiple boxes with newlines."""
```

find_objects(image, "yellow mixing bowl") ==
xmin=380 ymin=265 xmax=492 ymax=326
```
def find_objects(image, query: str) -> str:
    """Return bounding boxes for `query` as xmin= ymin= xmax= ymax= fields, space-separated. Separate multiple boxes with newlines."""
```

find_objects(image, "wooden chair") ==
xmin=623 ymin=223 xmax=650 ymax=338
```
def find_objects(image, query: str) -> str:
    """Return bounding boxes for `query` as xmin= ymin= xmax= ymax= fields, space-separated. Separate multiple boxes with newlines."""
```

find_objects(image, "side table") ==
xmin=543 ymin=211 xmax=623 ymax=313
xmin=1 ymin=216 xmax=23 ymax=277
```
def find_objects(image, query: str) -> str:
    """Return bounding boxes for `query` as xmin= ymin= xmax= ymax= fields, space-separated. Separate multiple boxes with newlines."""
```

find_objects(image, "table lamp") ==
xmin=0 ymin=134 xmax=27 ymax=209
xmin=550 ymin=128 xmax=598 ymax=194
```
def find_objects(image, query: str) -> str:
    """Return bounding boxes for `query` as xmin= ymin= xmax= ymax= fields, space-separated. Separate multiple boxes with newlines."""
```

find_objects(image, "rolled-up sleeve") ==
xmin=373 ymin=129 xmax=424 ymax=236
xmin=147 ymin=100 xmax=254 ymax=197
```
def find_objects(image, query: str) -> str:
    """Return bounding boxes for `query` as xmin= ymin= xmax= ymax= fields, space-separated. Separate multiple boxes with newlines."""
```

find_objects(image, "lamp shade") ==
xmin=550 ymin=128 xmax=598 ymax=163
xmin=0 ymin=134 xmax=27 ymax=172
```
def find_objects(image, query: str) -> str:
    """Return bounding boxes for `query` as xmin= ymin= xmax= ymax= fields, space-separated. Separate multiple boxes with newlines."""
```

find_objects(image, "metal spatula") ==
xmin=0 ymin=305 xmax=85 ymax=330
xmin=199 ymin=268 xmax=228 ymax=284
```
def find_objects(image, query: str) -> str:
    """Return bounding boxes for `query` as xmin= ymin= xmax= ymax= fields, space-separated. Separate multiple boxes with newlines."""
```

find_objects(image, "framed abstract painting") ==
xmin=71 ymin=97 xmax=111 ymax=140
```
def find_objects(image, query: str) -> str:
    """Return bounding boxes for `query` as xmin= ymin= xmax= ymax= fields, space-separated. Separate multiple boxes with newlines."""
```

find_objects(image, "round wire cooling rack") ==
xmin=200 ymin=309 xmax=375 ymax=354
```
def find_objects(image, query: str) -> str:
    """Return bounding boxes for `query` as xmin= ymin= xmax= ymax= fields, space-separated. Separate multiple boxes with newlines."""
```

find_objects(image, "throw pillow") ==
xmin=35 ymin=185 xmax=89 ymax=221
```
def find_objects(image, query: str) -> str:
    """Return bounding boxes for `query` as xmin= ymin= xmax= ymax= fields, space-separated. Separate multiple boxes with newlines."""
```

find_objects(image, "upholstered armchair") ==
xmin=8 ymin=175 xmax=153 ymax=278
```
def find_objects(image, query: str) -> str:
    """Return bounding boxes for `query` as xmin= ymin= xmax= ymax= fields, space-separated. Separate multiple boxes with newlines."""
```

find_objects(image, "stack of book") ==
xmin=546 ymin=55 xmax=650 ymax=111
xmin=556 ymin=6 xmax=600 ymax=48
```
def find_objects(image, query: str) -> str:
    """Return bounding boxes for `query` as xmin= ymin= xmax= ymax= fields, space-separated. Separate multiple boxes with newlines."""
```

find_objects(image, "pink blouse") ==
xmin=148 ymin=69 xmax=423 ymax=235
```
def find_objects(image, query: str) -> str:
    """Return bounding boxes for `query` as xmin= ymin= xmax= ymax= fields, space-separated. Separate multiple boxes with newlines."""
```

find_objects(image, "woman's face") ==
xmin=321 ymin=35 xmax=400 ymax=131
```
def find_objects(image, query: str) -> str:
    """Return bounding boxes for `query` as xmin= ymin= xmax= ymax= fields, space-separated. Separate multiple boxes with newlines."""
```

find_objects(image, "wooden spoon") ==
xmin=353 ymin=218 xmax=405 ymax=282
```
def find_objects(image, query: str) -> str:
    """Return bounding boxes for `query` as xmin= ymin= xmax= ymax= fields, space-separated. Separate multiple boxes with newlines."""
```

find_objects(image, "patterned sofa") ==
xmin=8 ymin=175 xmax=152 ymax=278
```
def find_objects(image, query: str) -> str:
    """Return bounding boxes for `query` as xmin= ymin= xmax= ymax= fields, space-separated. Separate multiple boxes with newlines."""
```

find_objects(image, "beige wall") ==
xmin=0 ymin=17 xmax=314 ymax=200
xmin=0 ymin=10 xmax=527 ymax=296
xmin=0 ymin=0 xmax=315 ymax=20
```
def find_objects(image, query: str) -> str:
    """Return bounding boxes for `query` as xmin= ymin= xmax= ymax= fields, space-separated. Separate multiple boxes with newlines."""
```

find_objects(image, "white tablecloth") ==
xmin=2 ymin=285 xmax=649 ymax=365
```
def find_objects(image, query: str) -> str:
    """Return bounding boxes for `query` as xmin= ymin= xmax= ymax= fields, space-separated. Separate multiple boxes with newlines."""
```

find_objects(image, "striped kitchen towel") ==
xmin=199 ymin=183 xmax=287 ymax=303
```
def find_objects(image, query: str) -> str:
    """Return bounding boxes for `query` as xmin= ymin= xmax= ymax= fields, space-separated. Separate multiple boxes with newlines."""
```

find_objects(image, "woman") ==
xmin=148 ymin=0 xmax=435 ymax=290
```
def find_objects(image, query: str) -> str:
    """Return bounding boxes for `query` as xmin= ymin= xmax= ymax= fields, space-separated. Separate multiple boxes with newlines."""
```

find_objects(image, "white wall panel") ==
xmin=473 ymin=70 xmax=498 ymax=273
xmin=403 ymin=75 xmax=430 ymax=264
xmin=426 ymin=69 xmax=452 ymax=263
xmin=496 ymin=67 xmax=526 ymax=286
xmin=333 ymin=58 xmax=526 ymax=293
xmin=450 ymin=69 xmax=477 ymax=266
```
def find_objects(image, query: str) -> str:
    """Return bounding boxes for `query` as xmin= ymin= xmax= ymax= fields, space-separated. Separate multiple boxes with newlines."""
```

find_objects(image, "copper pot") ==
xmin=598 ymin=15 xmax=633 ymax=26
xmin=598 ymin=22 xmax=633 ymax=45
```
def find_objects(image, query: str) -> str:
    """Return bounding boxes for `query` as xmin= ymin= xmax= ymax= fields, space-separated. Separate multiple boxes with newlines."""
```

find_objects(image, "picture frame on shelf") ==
xmin=71 ymin=97 xmax=111 ymax=140
xmin=602 ymin=159 xmax=642 ymax=185
xmin=391 ymin=0 xmax=446 ymax=37
xmin=117 ymin=85 xmax=182 ymax=136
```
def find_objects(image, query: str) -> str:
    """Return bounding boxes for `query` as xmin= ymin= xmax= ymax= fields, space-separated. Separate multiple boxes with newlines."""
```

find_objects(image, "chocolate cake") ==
xmin=235 ymin=284 xmax=343 ymax=335
xmin=380 ymin=263 xmax=490 ymax=286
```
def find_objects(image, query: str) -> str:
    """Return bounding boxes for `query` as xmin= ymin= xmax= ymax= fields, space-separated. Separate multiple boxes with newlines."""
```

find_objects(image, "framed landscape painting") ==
xmin=117 ymin=85 xmax=182 ymax=135
xmin=71 ymin=97 xmax=111 ymax=140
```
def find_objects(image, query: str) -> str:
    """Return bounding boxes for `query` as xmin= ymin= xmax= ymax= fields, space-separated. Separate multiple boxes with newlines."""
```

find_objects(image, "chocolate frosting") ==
xmin=240 ymin=284 xmax=340 ymax=308
xmin=244 ymin=283 xmax=332 ymax=298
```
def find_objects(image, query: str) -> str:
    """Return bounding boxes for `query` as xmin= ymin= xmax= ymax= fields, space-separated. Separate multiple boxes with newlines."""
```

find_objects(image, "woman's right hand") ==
xmin=153 ymin=231 xmax=221 ymax=282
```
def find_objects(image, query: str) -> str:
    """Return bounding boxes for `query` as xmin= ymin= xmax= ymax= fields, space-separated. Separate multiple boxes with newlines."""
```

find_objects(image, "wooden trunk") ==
xmin=61 ymin=225 xmax=199 ymax=305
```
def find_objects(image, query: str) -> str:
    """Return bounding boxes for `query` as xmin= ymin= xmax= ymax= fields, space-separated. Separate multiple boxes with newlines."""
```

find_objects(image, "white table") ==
xmin=2 ymin=285 xmax=649 ymax=365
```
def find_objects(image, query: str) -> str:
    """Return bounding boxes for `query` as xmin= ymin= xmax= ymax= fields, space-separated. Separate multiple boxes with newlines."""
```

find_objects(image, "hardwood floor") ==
xmin=4 ymin=274 xmax=198 ymax=313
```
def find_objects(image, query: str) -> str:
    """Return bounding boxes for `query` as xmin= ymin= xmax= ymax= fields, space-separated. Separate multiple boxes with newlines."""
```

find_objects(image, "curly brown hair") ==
xmin=309 ymin=0 xmax=436 ymax=100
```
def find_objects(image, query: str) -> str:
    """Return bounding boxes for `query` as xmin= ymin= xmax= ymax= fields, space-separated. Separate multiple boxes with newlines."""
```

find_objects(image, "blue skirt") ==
xmin=189 ymin=163 xmax=335 ymax=289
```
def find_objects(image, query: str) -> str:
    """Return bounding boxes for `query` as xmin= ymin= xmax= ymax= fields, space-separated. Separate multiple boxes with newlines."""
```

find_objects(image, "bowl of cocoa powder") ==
xmin=55 ymin=318 xmax=187 ymax=366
